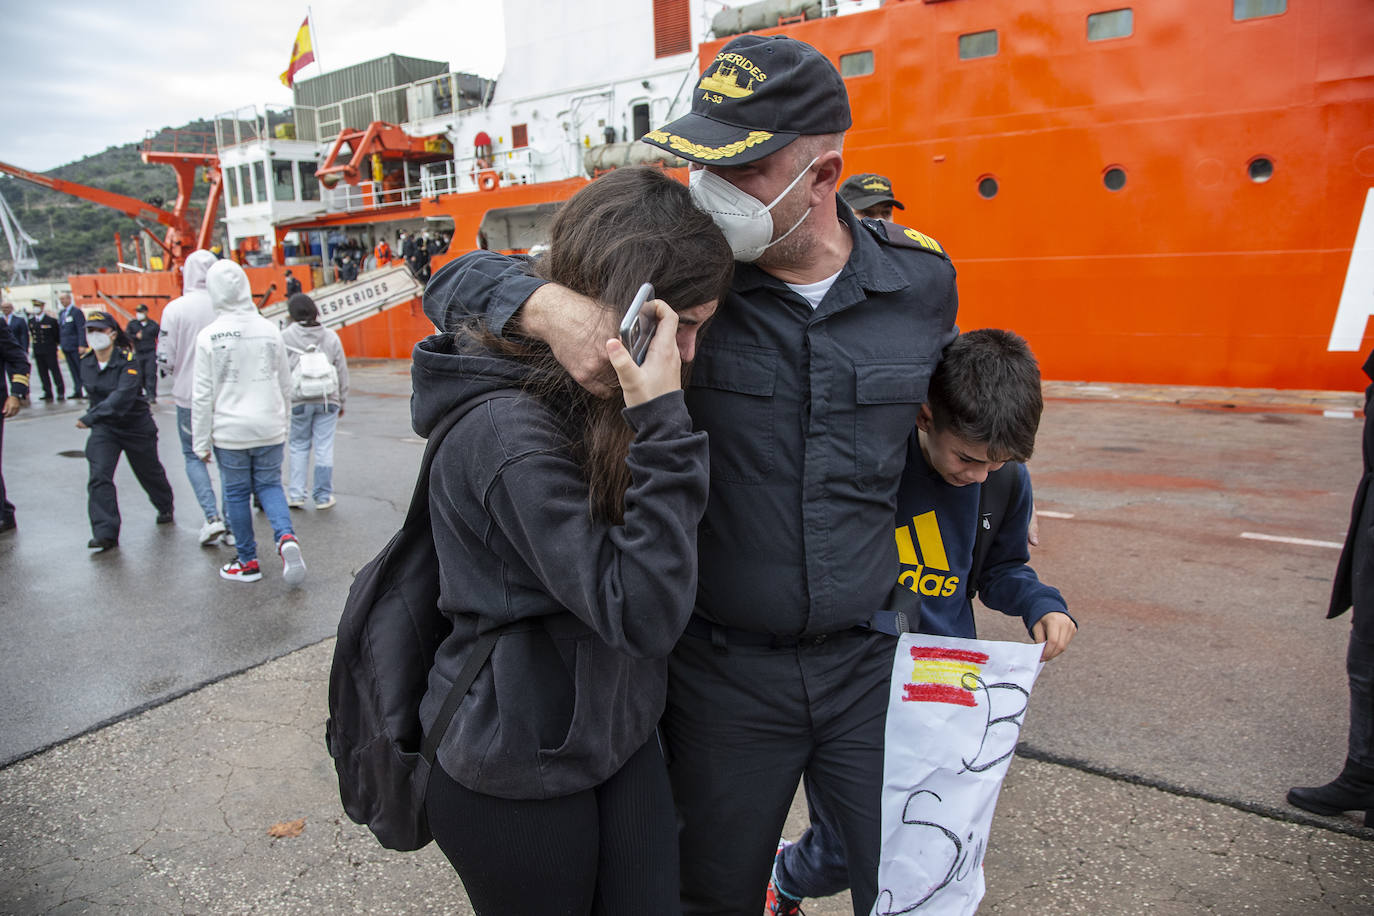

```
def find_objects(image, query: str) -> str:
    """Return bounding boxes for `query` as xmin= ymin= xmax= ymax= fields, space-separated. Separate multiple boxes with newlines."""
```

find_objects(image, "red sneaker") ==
xmin=220 ymin=559 xmax=262 ymax=582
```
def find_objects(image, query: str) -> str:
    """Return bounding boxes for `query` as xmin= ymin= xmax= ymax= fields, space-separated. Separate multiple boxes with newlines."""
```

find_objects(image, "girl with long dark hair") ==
xmin=410 ymin=166 xmax=732 ymax=913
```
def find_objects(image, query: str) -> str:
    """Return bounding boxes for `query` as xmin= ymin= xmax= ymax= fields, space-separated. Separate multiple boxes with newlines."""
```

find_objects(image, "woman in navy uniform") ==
xmin=76 ymin=311 xmax=175 ymax=551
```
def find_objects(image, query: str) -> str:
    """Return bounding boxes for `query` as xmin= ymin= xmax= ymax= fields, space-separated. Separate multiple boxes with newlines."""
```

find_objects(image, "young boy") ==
xmin=766 ymin=328 xmax=1078 ymax=914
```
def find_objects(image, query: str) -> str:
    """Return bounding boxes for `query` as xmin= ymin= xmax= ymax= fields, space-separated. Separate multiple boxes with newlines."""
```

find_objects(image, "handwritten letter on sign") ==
xmin=873 ymin=635 xmax=1043 ymax=916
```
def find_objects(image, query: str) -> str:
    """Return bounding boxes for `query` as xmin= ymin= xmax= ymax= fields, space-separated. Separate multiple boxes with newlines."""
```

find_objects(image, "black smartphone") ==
xmin=618 ymin=282 xmax=657 ymax=366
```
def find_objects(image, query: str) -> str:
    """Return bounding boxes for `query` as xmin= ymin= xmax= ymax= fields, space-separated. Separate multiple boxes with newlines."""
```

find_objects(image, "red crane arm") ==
xmin=0 ymin=160 xmax=191 ymax=235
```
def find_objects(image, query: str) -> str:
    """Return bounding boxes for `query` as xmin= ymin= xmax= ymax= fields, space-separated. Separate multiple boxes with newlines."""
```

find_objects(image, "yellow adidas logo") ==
xmin=894 ymin=511 xmax=962 ymax=598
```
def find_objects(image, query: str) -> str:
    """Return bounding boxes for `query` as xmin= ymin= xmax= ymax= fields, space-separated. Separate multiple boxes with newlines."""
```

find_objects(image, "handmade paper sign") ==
xmin=873 ymin=634 xmax=1044 ymax=916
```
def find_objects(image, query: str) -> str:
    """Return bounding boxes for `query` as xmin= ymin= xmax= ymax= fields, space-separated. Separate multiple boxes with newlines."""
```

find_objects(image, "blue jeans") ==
xmin=177 ymin=406 xmax=221 ymax=522
xmin=288 ymin=401 xmax=339 ymax=503
xmin=215 ymin=444 xmax=294 ymax=564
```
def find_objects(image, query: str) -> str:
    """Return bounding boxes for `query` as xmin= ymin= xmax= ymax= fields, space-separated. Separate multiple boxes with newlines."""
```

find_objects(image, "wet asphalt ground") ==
xmin=1 ymin=361 xmax=1371 ymax=913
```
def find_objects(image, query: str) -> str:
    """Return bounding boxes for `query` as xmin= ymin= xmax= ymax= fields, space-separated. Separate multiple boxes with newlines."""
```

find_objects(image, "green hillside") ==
xmin=0 ymin=121 xmax=225 ymax=280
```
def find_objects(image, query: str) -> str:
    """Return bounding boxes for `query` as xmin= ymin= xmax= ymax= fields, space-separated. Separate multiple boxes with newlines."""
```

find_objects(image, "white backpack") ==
xmin=289 ymin=344 xmax=339 ymax=400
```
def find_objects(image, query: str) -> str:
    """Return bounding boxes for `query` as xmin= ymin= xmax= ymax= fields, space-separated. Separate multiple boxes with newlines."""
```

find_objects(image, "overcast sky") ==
xmin=0 ymin=1 xmax=507 ymax=173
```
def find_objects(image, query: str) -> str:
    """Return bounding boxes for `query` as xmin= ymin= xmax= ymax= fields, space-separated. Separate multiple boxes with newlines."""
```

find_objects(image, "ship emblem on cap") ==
xmin=698 ymin=64 xmax=756 ymax=99
xmin=862 ymin=178 xmax=891 ymax=193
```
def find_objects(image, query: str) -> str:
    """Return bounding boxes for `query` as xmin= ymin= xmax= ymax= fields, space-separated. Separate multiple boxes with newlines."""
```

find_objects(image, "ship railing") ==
xmin=421 ymin=148 xmax=541 ymax=198
xmin=293 ymin=73 xmax=493 ymax=145
xmin=215 ymin=105 xmax=310 ymax=149
xmin=319 ymin=176 xmax=429 ymax=214
xmin=215 ymin=72 xmax=494 ymax=153
xmin=142 ymin=129 xmax=217 ymax=157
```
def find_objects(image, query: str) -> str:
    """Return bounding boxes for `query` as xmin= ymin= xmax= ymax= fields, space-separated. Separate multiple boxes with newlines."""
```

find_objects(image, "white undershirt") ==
xmin=784 ymin=268 xmax=843 ymax=310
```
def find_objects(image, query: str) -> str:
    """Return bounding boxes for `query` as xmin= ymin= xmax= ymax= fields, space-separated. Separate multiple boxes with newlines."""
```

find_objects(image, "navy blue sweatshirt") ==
xmin=895 ymin=430 xmax=1068 ymax=639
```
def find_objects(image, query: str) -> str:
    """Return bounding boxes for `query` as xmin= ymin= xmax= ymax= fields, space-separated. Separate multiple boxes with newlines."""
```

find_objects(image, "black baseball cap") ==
xmin=85 ymin=310 xmax=120 ymax=330
xmin=840 ymin=173 xmax=905 ymax=211
xmin=642 ymin=35 xmax=851 ymax=166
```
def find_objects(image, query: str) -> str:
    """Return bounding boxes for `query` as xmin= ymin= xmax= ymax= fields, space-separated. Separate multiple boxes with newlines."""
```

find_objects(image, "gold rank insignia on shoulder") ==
xmin=866 ymin=219 xmax=948 ymax=258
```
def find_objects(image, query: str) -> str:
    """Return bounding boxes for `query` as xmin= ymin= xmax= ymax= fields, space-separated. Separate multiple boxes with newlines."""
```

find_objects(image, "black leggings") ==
xmin=426 ymin=737 xmax=680 ymax=915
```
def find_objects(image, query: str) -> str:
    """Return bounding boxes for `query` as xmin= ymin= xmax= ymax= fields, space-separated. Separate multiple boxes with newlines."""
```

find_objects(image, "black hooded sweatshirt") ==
xmin=410 ymin=332 xmax=709 ymax=799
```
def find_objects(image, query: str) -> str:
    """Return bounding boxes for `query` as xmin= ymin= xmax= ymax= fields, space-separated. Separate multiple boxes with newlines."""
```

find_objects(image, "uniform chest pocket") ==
xmin=688 ymin=344 xmax=777 ymax=484
xmin=854 ymin=359 xmax=931 ymax=485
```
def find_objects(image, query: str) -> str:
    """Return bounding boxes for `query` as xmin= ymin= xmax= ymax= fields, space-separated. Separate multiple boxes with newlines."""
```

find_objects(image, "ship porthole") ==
xmin=1248 ymin=157 xmax=1274 ymax=183
xmin=977 ymin=176 xmax=999 ymax=199
xmin=1103 ymin=167 xmax=1127 ymax=191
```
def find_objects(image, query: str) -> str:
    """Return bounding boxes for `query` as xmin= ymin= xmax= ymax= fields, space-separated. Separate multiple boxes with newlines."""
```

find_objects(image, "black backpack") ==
xmin=324 ymin=391 xmax=515 ymax=851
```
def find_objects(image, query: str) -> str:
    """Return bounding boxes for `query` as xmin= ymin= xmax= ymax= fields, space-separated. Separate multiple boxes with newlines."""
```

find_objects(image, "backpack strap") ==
xmin=421 ymin=630 xmax=499 ymax=764
xmin=404 ymin=389 xmax=523 ymax=764
xmin=970 ymin=463 xmax=1019 ymax=595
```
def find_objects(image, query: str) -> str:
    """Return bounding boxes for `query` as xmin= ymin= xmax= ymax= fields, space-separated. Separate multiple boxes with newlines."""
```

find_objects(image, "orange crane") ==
xmin=0 ymin=134 xmax=221 ymax=269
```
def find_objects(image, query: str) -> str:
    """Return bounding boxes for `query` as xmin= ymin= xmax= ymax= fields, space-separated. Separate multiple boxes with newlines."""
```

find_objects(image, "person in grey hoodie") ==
xmin=413 ymin=166 xmax=732 ymax=913
xmin=281 ymin=293 xmax=348 ymax=509
xmin=158 ymin=249 xmax=227 ymax=545
xmin=191 ymin=260 xmax=305 ymax=585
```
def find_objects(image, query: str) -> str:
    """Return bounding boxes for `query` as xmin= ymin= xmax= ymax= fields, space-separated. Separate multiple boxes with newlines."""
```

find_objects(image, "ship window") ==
xmin=512 ymin=123 xmax=529 ymax=149
xmin=1233 ymin=0 xmax=1286 ymax=20
xmin=1103 ymin=167 xmax=1127 ymax=191
xmin=840 ymin=51 xmax=875 ymax=78
xmin=298 ymin=161 xmax=320 ymax=201
xmin=978 ymin=175 xmax=999 ymax=199
xmin=653 ymin=0 xmax=691 ymax=58
xmin=1248 ymin=156 xmax=1274 ymax=183
xmin=237 ymin=165 xmax=254 ymax=204
xmin=1087 ymin=9 xmax=1133 ymax=41
xmin=253 ymin=162 xmax=267 ymax=203
xmin=226 ymin=169 xmax=239 ymax=207
xmin=958 ymin=30 xmax=998 ymax=60
xmin=271 ymin=160 xmax=295 ymax=202
xmin=632 ymin=103 xmax=651 ymax=141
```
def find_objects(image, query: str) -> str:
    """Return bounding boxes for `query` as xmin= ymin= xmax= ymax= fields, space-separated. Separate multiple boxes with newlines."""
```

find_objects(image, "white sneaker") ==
xmin=220 ymin=531 xmax=236 ymax=548
xmin=198 ymin=517 xmax=227 ymax=546
xmin=278 ymin=534 xmax=307 ymax=586
xmin=314 ymin=495 xmax=336 ymax=510
xmin=287 ymin=496 xmax=306 ymax=509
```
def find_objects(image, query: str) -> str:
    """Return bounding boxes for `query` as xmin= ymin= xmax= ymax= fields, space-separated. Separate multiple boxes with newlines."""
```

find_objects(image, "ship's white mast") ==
xmin=0 ymin=186 xmax=39 ymax=283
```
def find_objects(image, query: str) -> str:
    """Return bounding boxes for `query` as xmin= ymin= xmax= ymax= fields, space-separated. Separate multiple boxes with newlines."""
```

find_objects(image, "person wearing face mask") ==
xmin=423 ymin=34 xmax=959 ymax=916
xmin=75 ymin=312 xmax=175 ymax=551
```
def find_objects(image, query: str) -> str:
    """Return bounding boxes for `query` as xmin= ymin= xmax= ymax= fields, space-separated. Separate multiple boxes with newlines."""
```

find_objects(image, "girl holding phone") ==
xmin=411 ymin=166 xmax=732 ymax=913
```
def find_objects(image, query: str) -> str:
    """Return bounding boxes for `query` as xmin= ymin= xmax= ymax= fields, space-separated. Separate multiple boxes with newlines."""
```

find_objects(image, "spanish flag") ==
xmin=279 ymin=17 xmax=315 ymax=88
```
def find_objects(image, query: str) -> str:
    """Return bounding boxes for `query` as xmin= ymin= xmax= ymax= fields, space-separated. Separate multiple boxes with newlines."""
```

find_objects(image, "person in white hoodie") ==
xmin=191 ymin=260 xmax=306 ymax=585
xmin=281 ymin=293 xmax=348 ymax=509
xmin=158 ymin=249 xmax=227 ymax=546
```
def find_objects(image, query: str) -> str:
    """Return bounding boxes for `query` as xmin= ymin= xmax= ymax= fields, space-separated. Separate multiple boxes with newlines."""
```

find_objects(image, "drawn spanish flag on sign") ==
xmin=279 ymin=17 xmax=315 ymax=88
xmin=902 ymin=646 xmax=990 ymax=707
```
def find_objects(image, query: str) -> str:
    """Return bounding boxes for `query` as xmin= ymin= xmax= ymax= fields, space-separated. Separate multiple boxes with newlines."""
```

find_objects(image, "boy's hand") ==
xmin=1032 ymin=611 xmax=1077 ymax=661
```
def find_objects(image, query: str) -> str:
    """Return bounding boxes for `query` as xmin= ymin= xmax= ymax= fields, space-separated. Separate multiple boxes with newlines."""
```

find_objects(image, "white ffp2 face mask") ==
xmin=689 ymin=156 xmax=820 ymax=262
xmin=87 ymin=331 xmax=113 ymax=351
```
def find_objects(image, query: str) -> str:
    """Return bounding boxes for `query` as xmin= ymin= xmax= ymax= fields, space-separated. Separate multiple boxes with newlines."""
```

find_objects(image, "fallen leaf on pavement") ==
xmin=267 ymin=818 xmax=306 ymax=838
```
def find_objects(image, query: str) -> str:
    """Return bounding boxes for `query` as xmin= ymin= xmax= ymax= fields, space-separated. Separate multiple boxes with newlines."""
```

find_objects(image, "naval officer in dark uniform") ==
xmin=127 ymin=304 xmax=160 ymax=403
xmin=29 ymin=302 xmax=63 ymax=401
xmin=76 ymin=311 xmax=174 ymax=550
xmin=0 ymin=319 xmax=30 ymax=533
xmin=425 ymin=34 xmax=960 ymax=915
